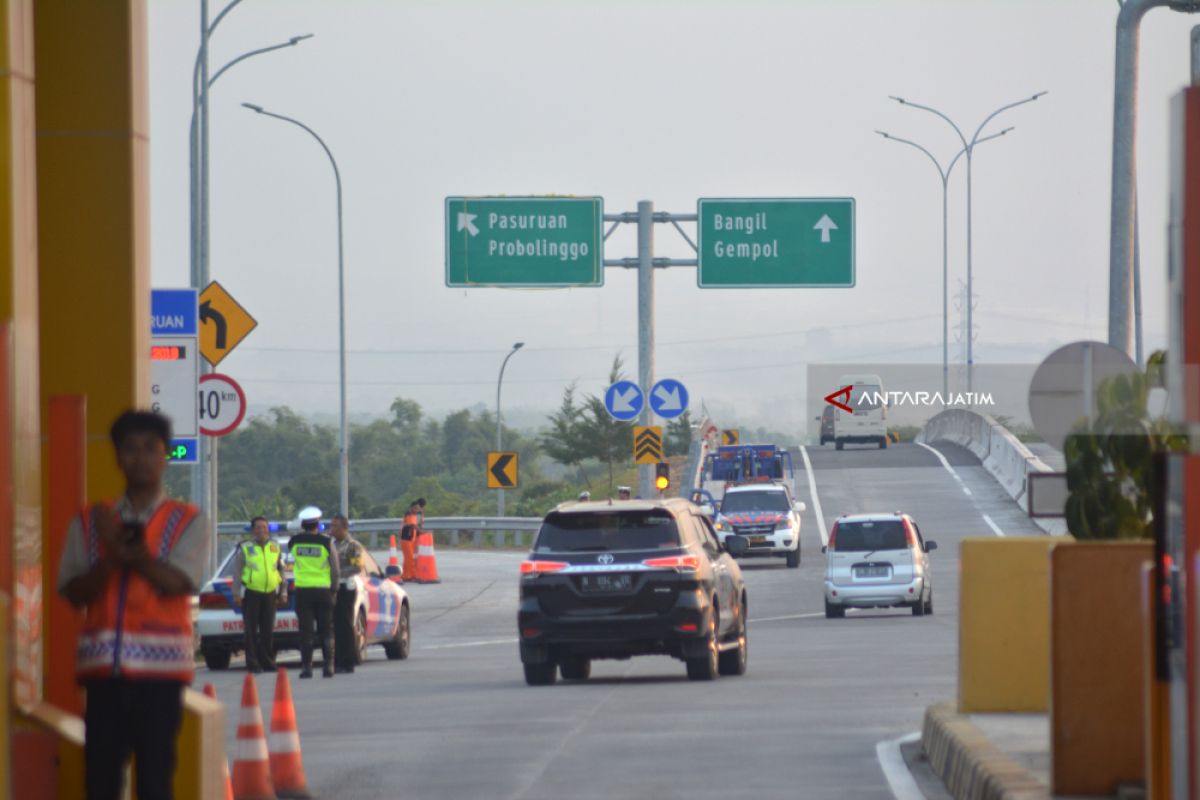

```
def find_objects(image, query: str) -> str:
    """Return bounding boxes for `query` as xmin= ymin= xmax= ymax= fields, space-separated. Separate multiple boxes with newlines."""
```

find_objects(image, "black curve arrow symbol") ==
xmin=490 ymin=453 xmax=515 ymax=487
xmin=200 ymin=301 xmax=228 ymax=350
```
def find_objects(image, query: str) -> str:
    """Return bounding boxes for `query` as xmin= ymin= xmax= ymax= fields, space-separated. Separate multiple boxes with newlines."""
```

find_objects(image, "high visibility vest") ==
xmin=76 ymin=499 xmax=200 ymax=682
xmin=241 ymin=541 xmax=282 ymax=594
xmin=401 ymin=512 xmax=418 ymax=541
xmin=292 ymin=538 xmax=332 ymax=589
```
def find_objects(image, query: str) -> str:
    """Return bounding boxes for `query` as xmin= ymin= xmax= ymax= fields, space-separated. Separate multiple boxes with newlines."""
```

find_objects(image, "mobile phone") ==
xmin=124 ymin=522 xmax=144 ymax=545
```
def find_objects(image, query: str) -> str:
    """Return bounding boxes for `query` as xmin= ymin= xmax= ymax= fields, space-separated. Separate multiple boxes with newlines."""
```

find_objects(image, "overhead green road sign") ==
xmin=445 ymin=196 xmax=604 ymax=287
xmin=697 ymin=198 xmax=855 ymax=288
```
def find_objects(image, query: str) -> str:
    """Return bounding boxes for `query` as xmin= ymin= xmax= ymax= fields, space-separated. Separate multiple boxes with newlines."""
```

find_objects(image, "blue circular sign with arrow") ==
xmin=604 ymin=380 xmax=644 ymax=421
xmin=649 ymin=379 xmax=689 ymax=420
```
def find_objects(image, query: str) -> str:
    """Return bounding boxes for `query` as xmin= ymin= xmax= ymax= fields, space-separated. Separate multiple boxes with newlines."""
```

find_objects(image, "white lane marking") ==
xmin=916 ymin=441 xmax=1004 ymax=537
xmin=421 ymin=638 xmax=517 ymax=650
xmin=798 ymin=445 xmax=829 ymax=546
xmin=749 ymin=612 xmax=826 ymax=623
xmin=875 ymin=731 xmax=924 ymax=800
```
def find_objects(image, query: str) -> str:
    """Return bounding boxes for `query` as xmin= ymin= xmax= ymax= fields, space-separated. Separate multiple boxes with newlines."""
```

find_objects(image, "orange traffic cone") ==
xmin=385 ymin=534 xmax=403 ymax=583
xmin=415 ymin=530 xmax=441 ymax=584
xmin=231 ymin=674 xmax=276 ymax=800
xmin=203 ymin=684 xmax=235 ymax=800
xmin=268 ymin=669 xmax=312 ymax=799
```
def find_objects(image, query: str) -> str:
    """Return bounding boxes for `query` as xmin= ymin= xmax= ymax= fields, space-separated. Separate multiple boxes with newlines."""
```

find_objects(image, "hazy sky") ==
xmin=147 ymin=0 xmax=1198 ymax=434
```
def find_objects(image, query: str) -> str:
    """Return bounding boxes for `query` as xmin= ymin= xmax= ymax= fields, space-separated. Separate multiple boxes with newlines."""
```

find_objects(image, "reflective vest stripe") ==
xmin=76 ymin=630 xmax=194 ymax=676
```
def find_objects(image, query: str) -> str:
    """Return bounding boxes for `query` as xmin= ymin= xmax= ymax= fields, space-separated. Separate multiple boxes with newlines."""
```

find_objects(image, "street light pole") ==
xmin=495 ymin=342 xmax=525 ymax=516
xmin=876 ymin=127 xmax=1012 ymax=401
xmin=242 ymin=103 xmax=349 ymax=515
xmin=890 ymin=92 xmax=1046 ymax=393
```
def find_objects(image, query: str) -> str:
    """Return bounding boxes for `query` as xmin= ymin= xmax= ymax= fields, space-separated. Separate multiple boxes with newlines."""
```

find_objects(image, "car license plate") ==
xmin=749 ymin=536 xmax=767 ymax=544
xmin=855 ymin=566 xmax=889 ymax=579
xmin=580 ymin=574 xmax=633 ymax=593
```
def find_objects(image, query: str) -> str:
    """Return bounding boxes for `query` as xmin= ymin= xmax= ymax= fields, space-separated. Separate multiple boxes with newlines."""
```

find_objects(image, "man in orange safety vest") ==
xmin=58 ymin=410 xmax=210 ymax=800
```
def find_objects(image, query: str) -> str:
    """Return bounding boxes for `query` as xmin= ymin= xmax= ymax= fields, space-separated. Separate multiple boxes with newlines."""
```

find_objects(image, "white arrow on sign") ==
xmin=612 ymin=387 xmax=640 ymax=414
xmin=813 ymin=214 xmax=838 ymax=244
xmin=457 ymin=212 xmax=479 ymax=237
xmin=653 ymin=385 xmax=683 ymax=412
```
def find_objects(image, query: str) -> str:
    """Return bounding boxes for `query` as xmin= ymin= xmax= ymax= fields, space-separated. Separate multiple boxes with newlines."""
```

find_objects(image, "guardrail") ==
xmin=215 ymin=516 xmax=542 ymax=558
xmin=917 ymin=409 xmax=1067 ymax=536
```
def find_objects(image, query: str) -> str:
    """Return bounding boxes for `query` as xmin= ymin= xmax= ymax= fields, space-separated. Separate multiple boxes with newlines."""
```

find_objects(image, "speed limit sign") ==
xmin=198 ymin=373 xmax=247 ymax=437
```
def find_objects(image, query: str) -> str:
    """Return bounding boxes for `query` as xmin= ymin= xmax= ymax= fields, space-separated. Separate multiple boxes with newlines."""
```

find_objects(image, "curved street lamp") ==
xmin=889 ymin=92 xmax=1046 ymax=392
xmin=496 ymin=342 xmax=525 ymax=516
xmin=876 ymin=126 xmax=1013 ymax=401
xmin=242 ymin=103 xmax=349 ymax=515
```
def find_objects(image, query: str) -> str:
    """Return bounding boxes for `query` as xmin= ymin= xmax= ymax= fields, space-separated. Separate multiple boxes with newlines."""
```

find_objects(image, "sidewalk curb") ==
xmin=921 ymin=703 xmax=1050 ymax=800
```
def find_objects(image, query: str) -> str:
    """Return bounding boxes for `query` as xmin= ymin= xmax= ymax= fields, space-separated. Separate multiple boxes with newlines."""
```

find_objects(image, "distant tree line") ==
xmin=167 ymin=355 xmax=697 ymax=522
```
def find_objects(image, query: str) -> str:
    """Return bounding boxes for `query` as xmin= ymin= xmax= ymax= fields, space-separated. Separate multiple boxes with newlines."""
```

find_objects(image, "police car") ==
xmin=196 ymin=530 xmax=411 ymax=670
xmin=712 ymin=483 xmax=806 ymax=568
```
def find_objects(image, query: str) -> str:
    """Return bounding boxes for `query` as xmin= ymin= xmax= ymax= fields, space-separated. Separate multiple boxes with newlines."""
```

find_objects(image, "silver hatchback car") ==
xmin=822 ymin=513 xmax=936 ymax=618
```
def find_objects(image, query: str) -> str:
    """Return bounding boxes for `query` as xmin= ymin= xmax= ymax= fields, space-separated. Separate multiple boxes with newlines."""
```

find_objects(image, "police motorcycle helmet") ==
xmin=297 ymin=505 xmax=323 ymax=531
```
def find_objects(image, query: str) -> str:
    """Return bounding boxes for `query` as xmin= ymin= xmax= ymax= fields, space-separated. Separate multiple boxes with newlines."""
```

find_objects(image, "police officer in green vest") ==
xmin=231 ymin=515 xmax=286 ymax=673
xmin=287 ymin=506 xmax=340 ymax=678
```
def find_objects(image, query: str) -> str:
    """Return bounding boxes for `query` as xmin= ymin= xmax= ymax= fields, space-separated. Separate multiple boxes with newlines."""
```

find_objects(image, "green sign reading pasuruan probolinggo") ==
xmin=697 ymin=198 xmax=855 ymax=288
xmin=445 ymin=196 xmax=604 ymax=287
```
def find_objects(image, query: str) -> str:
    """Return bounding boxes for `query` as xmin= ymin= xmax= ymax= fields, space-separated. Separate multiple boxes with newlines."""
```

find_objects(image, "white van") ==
xmin=833 ymin=373 xmax=887 ymax=450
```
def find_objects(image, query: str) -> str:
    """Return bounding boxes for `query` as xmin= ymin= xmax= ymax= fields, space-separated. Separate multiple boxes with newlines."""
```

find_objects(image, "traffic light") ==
xmin=655 ymin=462 xmax=670 ymax=492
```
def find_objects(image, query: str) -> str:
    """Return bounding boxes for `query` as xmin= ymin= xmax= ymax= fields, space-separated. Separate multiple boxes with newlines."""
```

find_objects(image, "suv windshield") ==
xmin=535 ymin=509 xmax=680 ymax=552
xmin=833 ymin=520 xmax=907 ymax=551
xmin=722 ymin=491 xmax=790 ymax=514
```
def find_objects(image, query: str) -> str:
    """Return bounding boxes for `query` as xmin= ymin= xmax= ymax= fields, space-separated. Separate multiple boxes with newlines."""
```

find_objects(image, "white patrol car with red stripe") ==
xmin=196 ymin=530 xmax=411 ymax=670
xmin=712 ymin=483 xmax=806 ymax=568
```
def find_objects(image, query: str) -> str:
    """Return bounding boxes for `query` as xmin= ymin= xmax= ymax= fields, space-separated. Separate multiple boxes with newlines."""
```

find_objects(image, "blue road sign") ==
xmin=152 ymin=289 xmax=199 ymax=336
xmin=167 ymin=437 xmax=198 ymax=465
xmin=649 ymin=379 xmax=689 ymax=419
xmin=604 ymin=380 xmax=644 ymax=421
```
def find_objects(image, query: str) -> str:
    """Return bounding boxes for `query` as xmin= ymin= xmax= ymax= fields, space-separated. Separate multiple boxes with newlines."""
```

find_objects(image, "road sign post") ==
xmin=697 ymin=198 xmax=855 ymax=287
xmin=445 ymin=197 xmax=604 ymax=287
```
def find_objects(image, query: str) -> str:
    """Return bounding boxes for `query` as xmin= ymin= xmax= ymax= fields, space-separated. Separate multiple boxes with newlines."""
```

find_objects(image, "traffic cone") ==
xmin=415 ymin=530 xmax=441 ymax=584
xmin=231 ymin=674 xmax=276 ymax=800
xmin=203 ymin=684 xmax=234 ymax=800
xmin=385 ymin=534 xmax=403 ymax=583
xmin=268 ymin=669 xmax=312 ymax=799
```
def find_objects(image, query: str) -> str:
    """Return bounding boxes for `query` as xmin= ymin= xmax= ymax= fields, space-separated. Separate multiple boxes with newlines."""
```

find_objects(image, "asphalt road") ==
xmin=199 ymin=442 xmax=1045 ymax=800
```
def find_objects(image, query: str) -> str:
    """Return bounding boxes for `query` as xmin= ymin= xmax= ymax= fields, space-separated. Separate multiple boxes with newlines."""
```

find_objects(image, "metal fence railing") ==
xmin=214 ymin=517 xmax=542 ymax=561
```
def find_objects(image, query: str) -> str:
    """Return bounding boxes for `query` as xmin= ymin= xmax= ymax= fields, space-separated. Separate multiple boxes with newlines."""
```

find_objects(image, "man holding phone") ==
xmin=57 ymin=410 xmax=210 ymax=800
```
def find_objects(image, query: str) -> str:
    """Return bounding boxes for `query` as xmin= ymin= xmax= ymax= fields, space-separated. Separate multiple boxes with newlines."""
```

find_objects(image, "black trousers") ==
xmin=242 ymin=589 xmax=277 ymax=670
xmin=334 ymin=586 xmax=358 ymax=670
xmin=294 ymin=587 xmax=334 ymax=670
xmin=84 ymin=678 xmax=184 ymax=800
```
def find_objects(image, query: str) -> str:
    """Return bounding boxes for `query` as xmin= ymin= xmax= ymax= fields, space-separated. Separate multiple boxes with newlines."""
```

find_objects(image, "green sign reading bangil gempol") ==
xmin=697 ymin=198 xmax=855 ymax=288
xmin=445 ymin=196 xmax=604 ymax=287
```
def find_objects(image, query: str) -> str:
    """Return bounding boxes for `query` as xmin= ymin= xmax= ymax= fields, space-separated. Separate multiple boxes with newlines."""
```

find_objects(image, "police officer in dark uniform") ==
xmin=287 ymin=506 xmax=339 ymax=678
xmin=330 ymin=514 xmax=365 ymax=674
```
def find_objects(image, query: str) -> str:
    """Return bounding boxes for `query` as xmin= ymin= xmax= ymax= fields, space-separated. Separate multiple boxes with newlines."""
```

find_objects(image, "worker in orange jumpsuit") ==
xmin=400 ymin=500 xmax=420 ymax=581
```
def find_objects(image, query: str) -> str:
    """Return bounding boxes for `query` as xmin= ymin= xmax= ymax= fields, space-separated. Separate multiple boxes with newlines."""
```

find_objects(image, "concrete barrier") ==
xmin=921 ymin=703 xmax=1050 ymax=800
xmin=960 ymin=537 xmax=1058 ymax=713
xmin=918 ymin=409 xmax=1068 ymax=536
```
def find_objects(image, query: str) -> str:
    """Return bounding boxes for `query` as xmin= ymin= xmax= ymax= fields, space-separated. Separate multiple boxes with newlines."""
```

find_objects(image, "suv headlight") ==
xmin=714 ymin=520 xmax=728 ymax=532
xmin=775 ymin=516 xmax=793 ymax=530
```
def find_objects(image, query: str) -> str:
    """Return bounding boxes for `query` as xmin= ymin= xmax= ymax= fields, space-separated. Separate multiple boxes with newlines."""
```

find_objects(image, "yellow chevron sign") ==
xmin=633 ymin=426 xmax=663 ymax=465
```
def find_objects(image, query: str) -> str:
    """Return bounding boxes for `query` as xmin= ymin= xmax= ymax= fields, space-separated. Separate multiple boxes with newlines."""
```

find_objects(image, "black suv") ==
xmin=518 ymin=498 xmax=750 ymax=685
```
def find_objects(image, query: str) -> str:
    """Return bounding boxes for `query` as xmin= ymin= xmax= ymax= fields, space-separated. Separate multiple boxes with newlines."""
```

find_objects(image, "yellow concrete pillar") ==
xmin=960 ymin=536 xmax=1061 ymax=712
xmin=34 ymin=0 xmax=150 ymax=503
